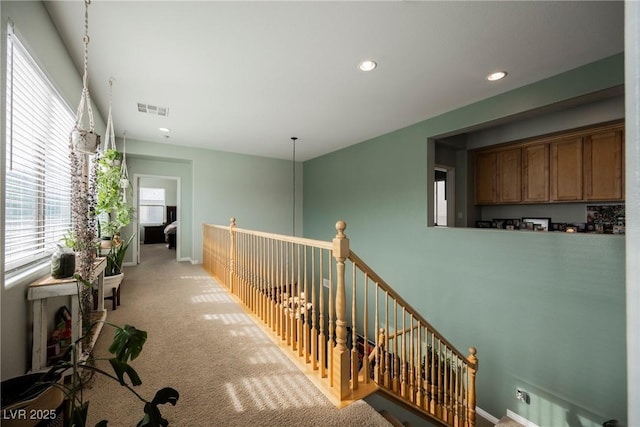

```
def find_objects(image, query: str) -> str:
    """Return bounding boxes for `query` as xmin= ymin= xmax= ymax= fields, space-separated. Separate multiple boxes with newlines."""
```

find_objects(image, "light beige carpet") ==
xmin=83 ymin=243 xmax=391 ymax=426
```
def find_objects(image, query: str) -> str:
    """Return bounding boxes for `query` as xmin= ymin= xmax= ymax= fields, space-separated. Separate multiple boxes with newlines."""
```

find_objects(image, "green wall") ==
xmin=303 ymin=55 xmax=626 ymax=426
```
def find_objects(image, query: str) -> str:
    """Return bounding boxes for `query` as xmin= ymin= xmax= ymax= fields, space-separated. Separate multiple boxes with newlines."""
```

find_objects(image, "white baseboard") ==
xmin=507 ymin=409 xmax=540 ymax=427
xmin=477 ymin=407 xmax=500 ymax=425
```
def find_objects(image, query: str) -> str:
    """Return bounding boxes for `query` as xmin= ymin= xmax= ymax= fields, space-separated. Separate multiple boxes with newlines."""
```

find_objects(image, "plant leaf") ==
xmin=108 ymin=358 xmax=142 ymax=386
xmin=108 ymin=324 xmax=147 ymax=362
xmin=151 ymin=387 xmax=179 ymax=406
xmin=136 ymin=403 xmax=169 ymax=427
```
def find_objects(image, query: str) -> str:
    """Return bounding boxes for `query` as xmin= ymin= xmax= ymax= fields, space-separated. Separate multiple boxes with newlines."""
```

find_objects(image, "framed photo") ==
xmin=493 ymin=218 xmax=519 ymax=230
xmin=476 ymin=220 xmax=492 ymax=228
xmin=522 ymin=217 xmax=551 ymax=232
xmin=551 ymin=222 xmax=567 ymax=232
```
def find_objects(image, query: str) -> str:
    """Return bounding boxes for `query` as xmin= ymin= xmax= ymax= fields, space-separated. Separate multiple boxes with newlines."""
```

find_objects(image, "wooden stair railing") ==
xmin=203 ymin=219 xmax=478 ymax=427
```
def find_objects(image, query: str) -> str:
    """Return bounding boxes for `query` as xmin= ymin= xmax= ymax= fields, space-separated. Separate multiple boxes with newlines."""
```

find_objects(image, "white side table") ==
xmin=28 ymin=257 xmax=106 ymax=372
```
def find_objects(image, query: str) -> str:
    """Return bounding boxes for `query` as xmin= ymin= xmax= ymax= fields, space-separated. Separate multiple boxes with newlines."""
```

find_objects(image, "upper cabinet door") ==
xmin=551 ymin=137 xmax=583 ymax=201
xmin=584 ymin=130 xmax=624 ymax=201
xmin=475 ymin=151 xmax=497 ymax=205
xmin=522 ymin=144 xmax=549 ymax=202
xmin=497 ymin=148 xmax=522 ymax=203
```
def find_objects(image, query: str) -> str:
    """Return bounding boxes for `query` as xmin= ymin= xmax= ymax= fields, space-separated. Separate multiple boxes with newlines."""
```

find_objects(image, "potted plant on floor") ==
xmin=104 ymin=233 xmax=135 ymax=296
xmin=1 ymin=315 xmax=179 ymax=426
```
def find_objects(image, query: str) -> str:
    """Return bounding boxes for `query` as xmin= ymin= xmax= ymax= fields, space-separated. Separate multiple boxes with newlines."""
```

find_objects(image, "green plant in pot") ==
xmin=96 ymin=148 xmax=133 ymax=245
xmin=105 ymin=233 xmax=135 ymax=277
xmin=1 ymin=306 xmax=179 ymax=426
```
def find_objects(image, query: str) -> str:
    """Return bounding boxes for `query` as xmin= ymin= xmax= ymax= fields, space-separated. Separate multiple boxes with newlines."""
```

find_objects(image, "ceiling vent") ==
xmin=137 ymin=102 xmax=169 ymax=117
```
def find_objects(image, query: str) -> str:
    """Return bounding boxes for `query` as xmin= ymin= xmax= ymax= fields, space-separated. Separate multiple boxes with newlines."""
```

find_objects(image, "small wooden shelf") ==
xmin=28 ymin=258 xmax=107 ymax=372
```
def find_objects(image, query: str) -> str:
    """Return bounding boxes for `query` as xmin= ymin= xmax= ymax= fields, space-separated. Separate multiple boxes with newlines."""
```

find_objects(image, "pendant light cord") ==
xmin=292 ymin=137 xmax=298 ymax=236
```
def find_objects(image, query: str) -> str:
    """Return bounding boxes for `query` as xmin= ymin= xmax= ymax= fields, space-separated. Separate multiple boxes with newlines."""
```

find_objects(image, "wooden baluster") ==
xmin=303 ymin=245 xmax=309 ymax=362
xmin=429 ymin=335 xmax=436 ymax=415
xmin=261 ymin=236 xmax=266 ymax=322
xmin=384 ymin=291 xmax=390 ymax=388
xmin=443 ymin=346 xmax=450 ymax=422
xmin=252 ymin=234 xmax=256 ymax=313
xmin=229 ymin=218 xmax=236 ymax=294
xmin=287 ymin=242 xmax=293 ymax=349
xmin=374 ymin=285 xmax=380 ymax=384
xmin=416 ymin=325 xmax=423 ymax=409
xmin=454 ymin=353 xmax=461 ymax=427
xmin=328 ymin=247 xmax=334 ymax=386
xmin=297 ymin=244 xmax=303 ymax=356
xmin=400 ymin=308 xmax=407 ymax=398
xmin=269 ymin=239 xmax=275 ymax=331
xmin=467 ymin=347 xmax=478 ymax=427
xmin=311 ymin=247 xmax=318 ymax=370
xmin=362 ymin=273 xmax=370 ymax=384
xmin=378 ymin=328 xmax=386 ymax=386
xmin=392 ymin=300 xmax=399 ymax=394
xmin=278 ymin=240 xmax=284 ymax=338
xmin=351 ymin=263 xmax=358 ymax=390
xmin=332 ymin=220 xmax=350 ymax=399
xmin=409 ymin=316 xmax=415 ymax=403
xmin=319 ymin=249 xmax=327 ymax=378
xmin=437 ymin=339 xmax=443 ymax=419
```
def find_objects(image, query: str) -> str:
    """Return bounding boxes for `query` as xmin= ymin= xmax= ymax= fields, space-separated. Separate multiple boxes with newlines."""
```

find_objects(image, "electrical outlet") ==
xmin=516 ymin=388 xmax=530 ymax=404
xmin=323 ymin=278 xmax=330 ymax=289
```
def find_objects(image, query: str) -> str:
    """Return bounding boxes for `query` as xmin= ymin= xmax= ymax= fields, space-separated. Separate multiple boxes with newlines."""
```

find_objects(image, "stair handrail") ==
xmin=202 ymin=218 xmax=478 ymax=427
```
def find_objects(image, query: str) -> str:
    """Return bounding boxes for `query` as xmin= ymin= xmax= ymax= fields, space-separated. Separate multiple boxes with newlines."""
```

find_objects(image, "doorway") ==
xmin=131 ymin=174 xmax=181 ymax=265
xmin=434 ymin=166 xmax=455 ymax=227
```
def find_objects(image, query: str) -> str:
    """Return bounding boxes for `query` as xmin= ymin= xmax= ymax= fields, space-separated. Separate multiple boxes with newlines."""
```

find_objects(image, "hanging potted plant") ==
xmin=71 ymin=17 xmax=99 ymax=154
xmin=96 ymin=148 xmax=132 ymax=241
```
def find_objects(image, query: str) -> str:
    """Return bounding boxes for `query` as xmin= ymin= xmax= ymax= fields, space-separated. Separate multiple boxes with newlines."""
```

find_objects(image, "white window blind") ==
xmin=4 ymin=24 xmax=75 ymax=275
xmin=139 ymin=187 xmax=165 ymax=224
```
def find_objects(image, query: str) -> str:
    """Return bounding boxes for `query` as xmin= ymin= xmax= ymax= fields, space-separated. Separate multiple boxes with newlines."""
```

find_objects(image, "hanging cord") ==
xmin=75 ymin=0 xmax=95 ymax=132
xmin=121 ymin=131 xmax=129 ymax=180
xmin=121 ymin=131 xmax=130 ymax=202
xmin=103 ymin=79 xmax=116 ymax=152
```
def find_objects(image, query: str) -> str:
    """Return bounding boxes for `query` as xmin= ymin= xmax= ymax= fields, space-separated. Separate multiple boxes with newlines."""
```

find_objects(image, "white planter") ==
xmin=72 ymin=129 xmax=101 ymax=154
xmin=104 ymin=272 xmax=124 ymax=289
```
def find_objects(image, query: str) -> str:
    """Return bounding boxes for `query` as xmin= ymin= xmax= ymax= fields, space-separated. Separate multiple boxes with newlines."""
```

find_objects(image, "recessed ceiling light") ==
xmin=159 ymin=127 xmax=171 ymax=133
xmin=487 ymin=71 xmax=507 ymax=81
xmin=359 ymin=60 xmax=377 ymax=72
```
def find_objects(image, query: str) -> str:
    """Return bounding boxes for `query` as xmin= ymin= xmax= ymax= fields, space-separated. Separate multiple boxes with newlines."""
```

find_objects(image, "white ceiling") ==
xmin=43 ymin=1 xmax=624 ymax=161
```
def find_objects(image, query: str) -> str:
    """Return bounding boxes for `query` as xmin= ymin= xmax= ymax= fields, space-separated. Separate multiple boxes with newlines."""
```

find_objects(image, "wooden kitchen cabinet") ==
xmin=473 ymin=121 xmax=624 ymax=206
xmin=497 ymin=148 xmax=522 ymax=203
xmin=522 ymin=144 xmax=549 ymax=202
xmin=475 ymin=151 xmax=497 ymax=204
xmin=583 ymin=129 xmax=624 ymax=201
xmin=550 ymin=137 xmax=583 ymax=201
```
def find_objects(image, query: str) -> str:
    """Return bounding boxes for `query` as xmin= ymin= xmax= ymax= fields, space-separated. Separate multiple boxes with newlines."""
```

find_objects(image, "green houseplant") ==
xmin=105 ymin=233 xmax=135 ymax=277
xmin=2 ymin=306 xmax=179 ymax=426
xmin=96 ymin=148 xmax=133 ymax=243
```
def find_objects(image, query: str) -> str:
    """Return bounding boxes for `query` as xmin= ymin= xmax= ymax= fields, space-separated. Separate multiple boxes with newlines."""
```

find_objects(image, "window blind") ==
xmin=139 ymin=188 xmax=165 ymax=224
xmin=4 ymin=23 xmax=75 ymax=274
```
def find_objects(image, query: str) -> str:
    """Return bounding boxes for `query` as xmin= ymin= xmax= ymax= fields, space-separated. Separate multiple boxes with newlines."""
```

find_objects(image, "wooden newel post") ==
xmin=467 ymin=347 xmax=478 ymax=427
xmin=332 ymin=220 xmax=350 ymax=399
xmin=229 ymin=217 xmax=236 ymax=293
